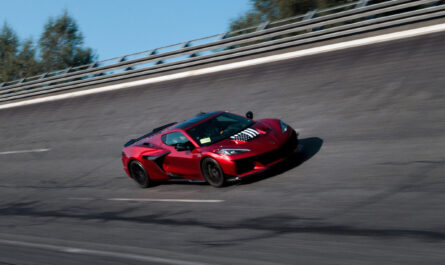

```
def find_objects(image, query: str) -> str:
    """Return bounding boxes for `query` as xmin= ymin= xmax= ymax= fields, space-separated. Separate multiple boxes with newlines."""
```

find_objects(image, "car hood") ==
xmin=205 ymin=122 xmax=287 ymax=153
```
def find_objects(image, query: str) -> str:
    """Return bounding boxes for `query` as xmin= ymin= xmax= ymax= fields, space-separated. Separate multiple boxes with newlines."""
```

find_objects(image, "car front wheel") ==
xmin=201 ymin=158 xmax=225 ymax=187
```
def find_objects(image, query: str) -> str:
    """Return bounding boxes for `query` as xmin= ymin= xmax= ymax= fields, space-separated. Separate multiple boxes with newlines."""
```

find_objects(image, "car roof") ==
xmin=172 ymin=111 xmax=222 ymax=130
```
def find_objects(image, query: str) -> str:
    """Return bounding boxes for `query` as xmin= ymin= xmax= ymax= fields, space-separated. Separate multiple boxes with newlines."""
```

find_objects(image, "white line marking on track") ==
xmin=0 ymin=239 xmax=212 ymax=265
xmin=110 ymin=198 xmax=224 ymax=203
xmin=0 ymin=148 xmax=50 ymax=155
xmin=67 ymin=197 xmax=92 ymax=201
xmin=68 ymin=197 xmax=224 ymax=203
xmin=2 ymin=23 xmax=445 ymax=111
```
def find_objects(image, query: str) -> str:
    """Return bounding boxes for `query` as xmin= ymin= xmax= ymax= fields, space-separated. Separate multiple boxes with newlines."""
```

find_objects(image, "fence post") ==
xmin=219 ymin=32 xmax=229 ymax=40
xmin=303 ymin=10 xmax=316 ymax=21
xmin=183 ymin=41 xmax=198 ymax=57
xmin=356 ymin=0 xmax=368 ymax=8
xmin=303 ymin=10 xmax=317 ymax=31
xmin=149 ymin=49 xmax=164 ymax=65
xmin=39 ymin=73 xmax=48 ymax=80
xmin=256 ymin=21 xmax=270 ymax=31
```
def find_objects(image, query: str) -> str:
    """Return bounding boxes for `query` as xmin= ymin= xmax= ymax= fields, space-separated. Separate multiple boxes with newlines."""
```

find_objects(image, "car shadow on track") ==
xmin=237 ymin=137 xmax=323 ymax=185
xmin=152 ymin=137 xmax=323 ymax=188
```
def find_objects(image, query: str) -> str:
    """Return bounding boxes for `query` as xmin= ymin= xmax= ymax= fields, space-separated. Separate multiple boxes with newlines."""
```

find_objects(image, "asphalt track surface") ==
xmin=1 ymin=31 xmax=445 ymax=265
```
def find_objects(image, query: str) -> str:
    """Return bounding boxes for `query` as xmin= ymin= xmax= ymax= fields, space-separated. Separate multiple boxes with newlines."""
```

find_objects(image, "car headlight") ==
xmin=280 ymin=120 xmax=288 ymax=133
xmin=215 ymin=148 xmax=250 ymax=155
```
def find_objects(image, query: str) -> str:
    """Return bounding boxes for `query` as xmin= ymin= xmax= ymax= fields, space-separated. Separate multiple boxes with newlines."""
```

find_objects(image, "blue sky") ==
xmin=0 ymin=0 xmax=251 ymax=61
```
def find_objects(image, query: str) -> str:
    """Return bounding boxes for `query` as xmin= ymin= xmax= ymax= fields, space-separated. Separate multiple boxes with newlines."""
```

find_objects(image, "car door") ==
xmin=161 ymin=131 xmax=201 ymax=179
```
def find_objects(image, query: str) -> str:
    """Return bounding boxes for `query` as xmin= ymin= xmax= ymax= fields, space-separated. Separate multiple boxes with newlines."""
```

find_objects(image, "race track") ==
xmin=0 ymin=31 xmax=445 ymax=265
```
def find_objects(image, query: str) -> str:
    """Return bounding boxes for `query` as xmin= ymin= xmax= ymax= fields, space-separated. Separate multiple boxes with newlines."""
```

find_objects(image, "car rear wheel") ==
xmin=129 ymin=160 xmax=151 ymax=188
xmin=201 ymin=158 xmax=225 ymax=187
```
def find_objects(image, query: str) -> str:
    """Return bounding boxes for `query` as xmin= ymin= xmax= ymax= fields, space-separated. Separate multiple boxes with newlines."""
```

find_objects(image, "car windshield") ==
xmin=186 ymin=112 xmax=254 ymax=146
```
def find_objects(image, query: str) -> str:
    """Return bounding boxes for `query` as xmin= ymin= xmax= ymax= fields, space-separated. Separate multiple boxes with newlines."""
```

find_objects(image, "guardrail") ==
xmin=1 ymin=0 xmax=444 ymax=102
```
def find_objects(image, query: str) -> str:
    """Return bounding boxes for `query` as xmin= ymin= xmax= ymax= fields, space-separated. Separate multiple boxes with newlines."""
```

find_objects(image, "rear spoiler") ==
xmin=124 ymin=122 xmax=177 ymax=147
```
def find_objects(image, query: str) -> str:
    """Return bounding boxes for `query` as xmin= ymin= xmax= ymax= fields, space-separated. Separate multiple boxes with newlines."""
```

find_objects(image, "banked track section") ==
xmin=0 ymin=30 xmax=444 ymax=264
xmin=1 ymin=0 xmax=445 ymax=103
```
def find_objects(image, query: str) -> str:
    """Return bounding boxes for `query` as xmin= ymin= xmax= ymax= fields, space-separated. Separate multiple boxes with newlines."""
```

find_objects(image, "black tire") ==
xmin=129 ymin=160 xmax=151 ymax=188
xmin=201 ymin=158 xmax=225 ymax=187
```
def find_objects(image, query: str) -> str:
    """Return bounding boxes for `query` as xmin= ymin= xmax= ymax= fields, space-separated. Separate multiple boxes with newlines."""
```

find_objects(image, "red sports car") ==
xmin=121 ymin=111 xmax=298 ymax=187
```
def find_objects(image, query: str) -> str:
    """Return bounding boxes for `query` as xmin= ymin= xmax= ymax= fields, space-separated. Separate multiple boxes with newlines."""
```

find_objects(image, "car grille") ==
xmin=235 ymin=131 xmax=297 ymax=175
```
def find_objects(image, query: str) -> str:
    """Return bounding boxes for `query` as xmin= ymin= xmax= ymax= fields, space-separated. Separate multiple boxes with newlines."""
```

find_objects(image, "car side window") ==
xmin=162 ymin=132 xmax=190 ymax=146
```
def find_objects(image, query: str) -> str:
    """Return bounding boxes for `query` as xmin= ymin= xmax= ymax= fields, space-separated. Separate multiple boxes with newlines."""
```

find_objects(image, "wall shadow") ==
xmin=238 ymin=137 xmax=323 ymax=185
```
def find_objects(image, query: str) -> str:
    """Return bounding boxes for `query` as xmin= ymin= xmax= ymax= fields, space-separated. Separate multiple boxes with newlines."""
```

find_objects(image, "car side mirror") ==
xmin=175 ymin=142 xmax=193 ymax=151
xmin=246 ymin=111 xmax=253 ymax=120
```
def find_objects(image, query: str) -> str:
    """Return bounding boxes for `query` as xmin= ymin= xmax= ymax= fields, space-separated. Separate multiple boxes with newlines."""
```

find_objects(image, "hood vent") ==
xmin=230 ymin=128 xmax=259 ymax=141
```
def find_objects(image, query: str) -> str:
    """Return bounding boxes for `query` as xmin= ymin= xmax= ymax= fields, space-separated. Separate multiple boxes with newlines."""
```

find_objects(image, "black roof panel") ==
xmin=173 ymin=111 xmax=220 ymax=129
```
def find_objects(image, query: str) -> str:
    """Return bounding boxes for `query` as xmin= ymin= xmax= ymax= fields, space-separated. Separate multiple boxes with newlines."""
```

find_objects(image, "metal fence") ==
xmin=1 ymin=0 xmax=444 ymax=103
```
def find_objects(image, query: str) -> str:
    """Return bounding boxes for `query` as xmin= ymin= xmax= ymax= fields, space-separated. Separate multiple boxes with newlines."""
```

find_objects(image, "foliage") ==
xmin=0 ymin=12 xmax=96 ymax=83
xmin=39 ymin=11 xmax=96 ymax=72
xmin=0 ymin=23 xmax=20 ymax=82
xmin=230 ymin=0 xmax=355 ymax=31
xmin=16 ymin=39 xmax=40 ymax=79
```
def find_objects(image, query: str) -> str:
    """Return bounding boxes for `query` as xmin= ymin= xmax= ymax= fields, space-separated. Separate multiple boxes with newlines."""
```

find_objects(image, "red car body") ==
xmin=121 ymin=111 xmax=298 ymax=187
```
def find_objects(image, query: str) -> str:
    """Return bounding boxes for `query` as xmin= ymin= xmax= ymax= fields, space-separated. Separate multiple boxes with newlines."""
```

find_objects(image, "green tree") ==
xmin=0 ymin=22 xmax=19 ymax=82
xmin=230 ymin=0 xmax=353 ymax=31
xmin=16 ymin=39 xmax=40 ymax=78
xmin=38 ymin=11 xmax=96 ymax=72
xmin=230 ymin=11 xmax=264 ymax=32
